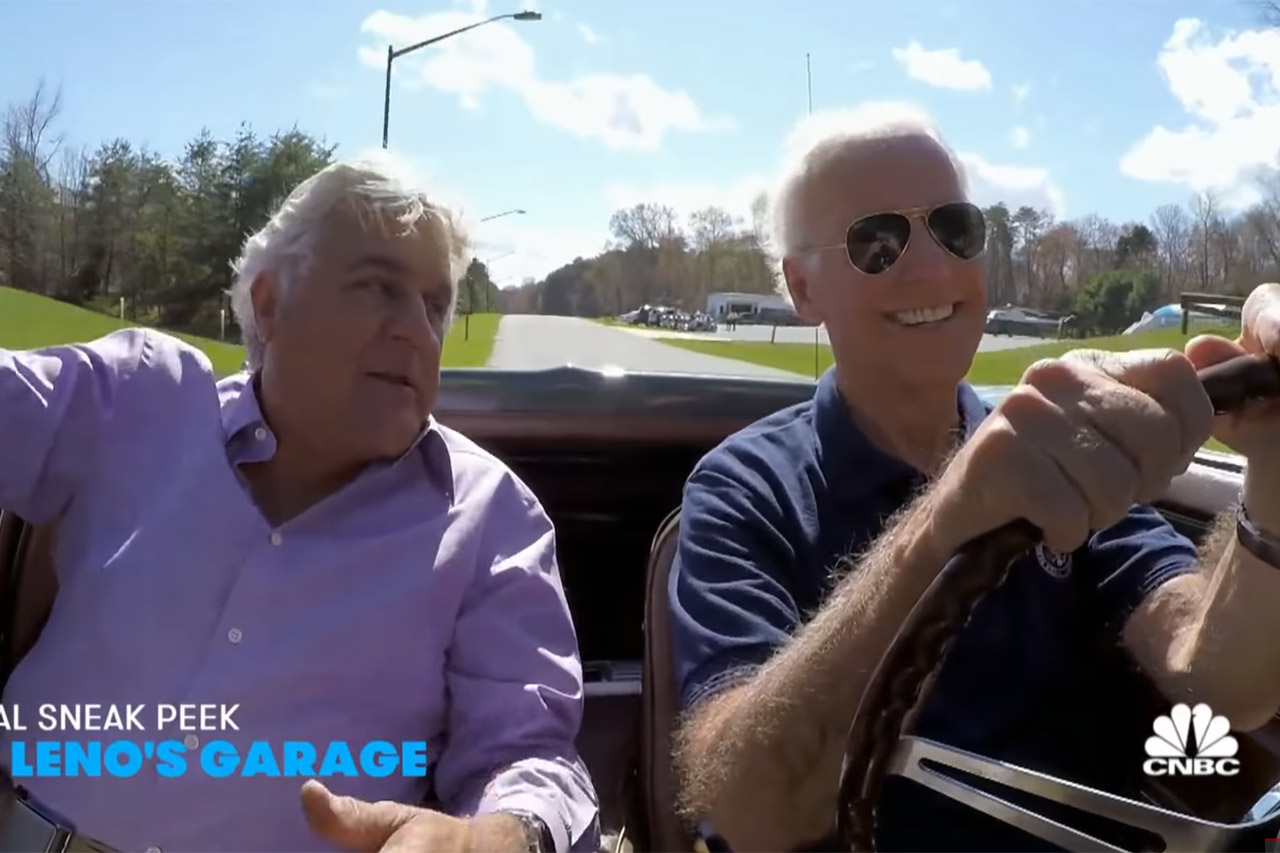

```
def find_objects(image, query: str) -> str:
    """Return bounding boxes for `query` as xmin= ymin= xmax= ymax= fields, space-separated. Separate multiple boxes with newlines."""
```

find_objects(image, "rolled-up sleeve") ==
xmin=433 ymin=473 xmax=600 ymax=853
xmin=0 ymin=328 xmax=155 ymax=523
xmin=669 ymin=457 xmax=801 ymax=711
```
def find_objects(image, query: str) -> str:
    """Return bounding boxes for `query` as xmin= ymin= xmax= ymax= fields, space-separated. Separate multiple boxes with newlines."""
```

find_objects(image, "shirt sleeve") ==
xmin=432 ymin=471 xmax=600 ymax=853
xmin=0 ymin=328 xmax=158 ymax=524
xmin=1085 ymin=502 xmax=1200 ymax=629
xmin=668 ymin=454 xmax=802 ymax=711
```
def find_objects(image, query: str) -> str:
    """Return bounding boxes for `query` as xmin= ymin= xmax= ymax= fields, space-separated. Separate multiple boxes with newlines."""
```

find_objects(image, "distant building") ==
xmin=706 ymin=291 xmax=793 ymax=318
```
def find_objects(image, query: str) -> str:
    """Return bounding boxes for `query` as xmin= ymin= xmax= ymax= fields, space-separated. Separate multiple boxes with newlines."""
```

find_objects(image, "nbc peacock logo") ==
xmin=1142 ymin=702 xmax=1240 ymax=777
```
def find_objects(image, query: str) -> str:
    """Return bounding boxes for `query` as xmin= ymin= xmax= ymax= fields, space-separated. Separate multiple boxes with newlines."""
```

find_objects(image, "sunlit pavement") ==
xmin=487 ymin=315 xmax=802 ymax=378
xmin=616 ymin=322 xmax=1048 ymax=352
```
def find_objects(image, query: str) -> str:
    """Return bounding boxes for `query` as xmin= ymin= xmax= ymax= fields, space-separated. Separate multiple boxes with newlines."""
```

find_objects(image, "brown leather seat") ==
xmin=0 ymin=511 xmax=57 ymax=680
xmin=640 ymin=508 xmax=696 ymax=853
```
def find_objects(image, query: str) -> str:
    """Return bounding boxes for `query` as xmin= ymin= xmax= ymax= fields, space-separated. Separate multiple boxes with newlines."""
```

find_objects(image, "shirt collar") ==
xmin=215 ymin=371 xmax=455 ymax=500
xmin=812 ymin=366 xmax=991 ymax=499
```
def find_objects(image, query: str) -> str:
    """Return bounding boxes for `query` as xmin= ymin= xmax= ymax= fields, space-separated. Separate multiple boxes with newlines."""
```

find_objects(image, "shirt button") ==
xmin=254 ymin=427 xmax=267 ymax=441
xmin=184 ymin=734 xmax=199 ymax=750
xmin=269 ymin=531 xmax=282 ymax=546
xmin=227 ymin=628 xmax=243 ymax=644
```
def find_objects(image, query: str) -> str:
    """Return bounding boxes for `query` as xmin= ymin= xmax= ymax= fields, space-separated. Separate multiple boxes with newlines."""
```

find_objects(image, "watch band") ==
xmin=507 ymin=810 xmax=555 ymax=853
xmin=1237 ymin=503 xmax=1280 ymax=569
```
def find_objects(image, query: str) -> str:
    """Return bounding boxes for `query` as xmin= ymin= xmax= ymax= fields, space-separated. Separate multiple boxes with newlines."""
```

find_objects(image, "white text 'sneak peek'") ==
xmin=0 ymin=704 xmax=240 ymax=732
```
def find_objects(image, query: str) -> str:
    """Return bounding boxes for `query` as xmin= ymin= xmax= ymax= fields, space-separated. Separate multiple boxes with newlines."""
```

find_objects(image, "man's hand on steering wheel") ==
xmin=929 ymin=281 xmax=1280 ymax=559
xmin=1185 ymin=283 xmax=1280 ymax=467
xmin=931 ymin=346 xmax=1212 ymax=556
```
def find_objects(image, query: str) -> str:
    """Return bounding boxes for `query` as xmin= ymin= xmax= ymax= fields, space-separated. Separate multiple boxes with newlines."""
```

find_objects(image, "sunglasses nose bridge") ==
xmin=900 ymin=215 xmax=953 ymax=271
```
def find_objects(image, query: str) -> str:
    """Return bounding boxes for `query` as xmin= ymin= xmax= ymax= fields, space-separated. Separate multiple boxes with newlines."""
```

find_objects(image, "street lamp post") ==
xmin=483 ymin=250 xmax=516 ymax=313
xmin=481 ymin=208 xmax=526 ymax=222
xmin=381 ymin=11 xmax=541 ymax=148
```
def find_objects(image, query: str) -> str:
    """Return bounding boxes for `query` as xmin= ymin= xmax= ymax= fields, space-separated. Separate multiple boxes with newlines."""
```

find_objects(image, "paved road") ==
xmin=488 ymin=315 xmax=801 ymax=379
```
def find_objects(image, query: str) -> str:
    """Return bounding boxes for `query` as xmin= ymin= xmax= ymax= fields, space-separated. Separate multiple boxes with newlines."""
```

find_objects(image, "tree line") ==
xmin=3 ymin=80 xmax=1278 ymax=343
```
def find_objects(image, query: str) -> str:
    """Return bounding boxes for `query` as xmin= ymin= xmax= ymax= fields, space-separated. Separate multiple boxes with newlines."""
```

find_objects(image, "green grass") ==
xmin=0 ymin=286 xmax=247 ymax=376
xmin=660 ymin=323 xmax=1244 ymax=453
xmin=0 ymin=286 xmax=501 ymax=374
xmin=443 ymin=312 xmax=501 ymax=367
xmin=659 ymin=324 xmax=1242 ymax=384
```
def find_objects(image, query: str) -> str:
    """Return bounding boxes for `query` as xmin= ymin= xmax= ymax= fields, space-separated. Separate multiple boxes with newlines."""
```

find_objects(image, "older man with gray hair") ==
xmin=667 ymin=107 xmax=1280 ymax=851
xmin=0 ymin=155 xmax=600 ymax=852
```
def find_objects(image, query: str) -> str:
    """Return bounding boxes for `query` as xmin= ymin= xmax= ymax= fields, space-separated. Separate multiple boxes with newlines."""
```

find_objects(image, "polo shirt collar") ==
xmin=812 ymin=366 xmax=991 ymax=499
xmin=216 ymin=371 xmax=454 ymax=499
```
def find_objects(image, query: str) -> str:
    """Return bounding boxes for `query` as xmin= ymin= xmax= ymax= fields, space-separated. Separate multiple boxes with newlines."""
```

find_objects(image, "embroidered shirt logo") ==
xmin=1033 ymin=543 xmax=1072 ymax=579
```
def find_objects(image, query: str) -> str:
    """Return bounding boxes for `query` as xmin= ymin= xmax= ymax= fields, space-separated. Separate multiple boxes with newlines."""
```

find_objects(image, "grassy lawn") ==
xmin=660 ymin=323 xmax=1242 ymax=384
xmin=443 ymin=312 xmax=501 ymax=367
xmin=0 ymin=285 xmax=247 ymax=376
xmin=660 ymin=323 xmax=1244 ymax=453
xmin=0 ymin=286 xmax=501 ymax=375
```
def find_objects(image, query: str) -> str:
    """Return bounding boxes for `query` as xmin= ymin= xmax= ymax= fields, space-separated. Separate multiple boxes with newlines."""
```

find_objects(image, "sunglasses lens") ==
xmin=845 ymin=213 xmax=911 ymax=274
xmin=927 ymin=202 xmax=986 ymax=260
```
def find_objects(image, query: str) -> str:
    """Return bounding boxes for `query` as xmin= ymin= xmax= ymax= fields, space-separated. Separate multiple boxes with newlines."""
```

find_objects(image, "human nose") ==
xmin=386 ymin=291 xmax=437 ymax=345
xmin=896 ymin=217 xmax=952 ymax=281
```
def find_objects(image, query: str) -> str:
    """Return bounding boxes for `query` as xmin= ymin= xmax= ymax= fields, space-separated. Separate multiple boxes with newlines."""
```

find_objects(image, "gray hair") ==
xmin=769 ymin=104 xmax=969 ymax=264
xmin=228 ymin=154 xmax=473 ymax=370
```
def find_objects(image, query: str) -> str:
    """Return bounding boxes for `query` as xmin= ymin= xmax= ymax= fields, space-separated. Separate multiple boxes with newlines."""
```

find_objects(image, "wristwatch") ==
xmin=507 ymin=810 xmax=555 ymax=853
xmin=1237 ymin=504 xmax=1280 ymax=569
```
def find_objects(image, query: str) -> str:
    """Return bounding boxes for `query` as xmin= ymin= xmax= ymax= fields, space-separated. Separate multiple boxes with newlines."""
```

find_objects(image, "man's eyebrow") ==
xmin=346 ymin=254 xmax=409 ymax=274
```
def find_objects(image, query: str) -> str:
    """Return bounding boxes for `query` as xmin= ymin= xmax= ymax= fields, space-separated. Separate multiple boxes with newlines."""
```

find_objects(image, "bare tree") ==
xmin=1191 ymin=190 xmax=1220 ymax=289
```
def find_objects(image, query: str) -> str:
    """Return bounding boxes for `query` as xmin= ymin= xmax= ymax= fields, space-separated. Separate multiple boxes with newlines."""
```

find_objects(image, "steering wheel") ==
xmin=835 ymin=353 xmax=1280 ymax=853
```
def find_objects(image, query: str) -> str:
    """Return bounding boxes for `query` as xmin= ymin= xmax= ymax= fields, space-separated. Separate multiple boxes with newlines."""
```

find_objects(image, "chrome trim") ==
xmin=888 ymin=736 xmax=1234 ymax=851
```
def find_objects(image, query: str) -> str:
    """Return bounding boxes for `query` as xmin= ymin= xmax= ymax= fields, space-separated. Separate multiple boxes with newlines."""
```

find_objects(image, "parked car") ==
xmin=985 ymin=305 xmax=1065 ymax=337
xmin=0 ymin=366 xmax=1271 ymax=852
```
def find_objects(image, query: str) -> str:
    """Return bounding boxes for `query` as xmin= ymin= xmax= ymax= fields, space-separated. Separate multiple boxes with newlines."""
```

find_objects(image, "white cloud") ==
xmin=473 ymin=219 xmax=611 ymax=286
xmin=1012 ymin=82 xmax=1032 ymax=103
xmin=1009 ymin=126 xmax=1031 ymax=149
xmin=357 ymin=7 xmax=730 ymax=151
xmin=578 ymin=23 xmax=602 ymax=44
xmin=597 ymin=102 xmax=1065 ymax=268
xmin=960 ymin=153 xmax=1064 ymax=216
xmin=891 ymin=41 xmax=992 ymax=91
xmin=603 ymin=174 xmax=772 ymax=230
xmin=1121 ymin=18 xmax=1280 ymax=206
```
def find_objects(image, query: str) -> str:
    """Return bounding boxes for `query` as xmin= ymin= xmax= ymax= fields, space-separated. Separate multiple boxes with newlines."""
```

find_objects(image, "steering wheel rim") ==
xmin=833 ymin=353 xmax=1280 ymax=853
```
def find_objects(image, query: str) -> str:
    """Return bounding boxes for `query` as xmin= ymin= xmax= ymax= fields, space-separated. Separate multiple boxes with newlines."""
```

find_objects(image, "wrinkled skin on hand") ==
xmin=930 ymin=282 xmax=1280 ymax=555
xmin=1184 ymin=282 xmax=1280 ymax=462
xmin=301 ymin=779 xmax=507 ymax=853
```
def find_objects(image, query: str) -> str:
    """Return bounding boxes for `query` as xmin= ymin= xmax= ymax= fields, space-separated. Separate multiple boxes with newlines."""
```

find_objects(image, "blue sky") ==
xmin=3 ymin=0 xmax=1277 ymax=286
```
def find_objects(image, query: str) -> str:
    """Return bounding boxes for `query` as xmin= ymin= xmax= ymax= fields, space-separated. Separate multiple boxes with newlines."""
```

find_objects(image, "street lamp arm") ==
xmin=392 ymin=14 xmax=514 ymax=59
xmin=381 ymin=9 xmax=539 ymax=149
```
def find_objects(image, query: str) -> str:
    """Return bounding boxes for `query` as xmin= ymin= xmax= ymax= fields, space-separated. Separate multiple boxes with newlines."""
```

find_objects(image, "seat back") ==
xmin=640 ymin=508 xmax=695 ymax=852
xmin=0 ymin=511 xmax=58 ymax=690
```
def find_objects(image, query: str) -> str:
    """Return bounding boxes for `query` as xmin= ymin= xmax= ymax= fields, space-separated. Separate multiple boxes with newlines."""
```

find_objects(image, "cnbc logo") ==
xmin=1142 ymin=702 xmax=1240 ymax=777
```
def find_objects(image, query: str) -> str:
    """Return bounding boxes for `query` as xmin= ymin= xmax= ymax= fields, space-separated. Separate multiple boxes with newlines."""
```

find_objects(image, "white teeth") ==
xmin=894 ymin=303 xmax=955 ymax=326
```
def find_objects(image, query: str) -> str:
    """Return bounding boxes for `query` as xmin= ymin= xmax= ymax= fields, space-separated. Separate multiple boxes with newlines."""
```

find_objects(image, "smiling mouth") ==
xmin=889 ymin=302 xmax=959 ymax=327
xmin=367 ymin=372 xmax=414 ymax=389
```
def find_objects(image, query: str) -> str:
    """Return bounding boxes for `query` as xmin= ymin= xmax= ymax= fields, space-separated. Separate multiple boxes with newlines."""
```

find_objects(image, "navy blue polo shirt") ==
xmin=668 ymin=366 xmax=1201 ymax=850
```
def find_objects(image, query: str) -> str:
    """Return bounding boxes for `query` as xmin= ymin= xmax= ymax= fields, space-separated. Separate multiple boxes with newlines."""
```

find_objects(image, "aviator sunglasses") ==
xmin=808 ymin=201 xmax=987 ymax=275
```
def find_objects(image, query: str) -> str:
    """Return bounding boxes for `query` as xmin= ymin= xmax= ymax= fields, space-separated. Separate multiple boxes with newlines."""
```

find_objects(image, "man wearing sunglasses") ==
xmin=664 ymin=110 xmax=1280 ymax=851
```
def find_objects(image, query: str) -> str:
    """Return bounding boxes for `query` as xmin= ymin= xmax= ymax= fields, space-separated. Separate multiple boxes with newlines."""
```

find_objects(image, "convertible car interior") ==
xmin=1 ymin=365 xmax=1278 ymax=852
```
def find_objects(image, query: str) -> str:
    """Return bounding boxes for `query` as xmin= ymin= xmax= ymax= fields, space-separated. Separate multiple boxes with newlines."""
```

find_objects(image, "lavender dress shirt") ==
xmin=0 ymin=328 xmax=601 ymax=852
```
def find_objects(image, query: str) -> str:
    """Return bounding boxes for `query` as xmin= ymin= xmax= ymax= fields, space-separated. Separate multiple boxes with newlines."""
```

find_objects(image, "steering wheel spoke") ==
xmin=887 ymin=736 xmax=1232 ymax=852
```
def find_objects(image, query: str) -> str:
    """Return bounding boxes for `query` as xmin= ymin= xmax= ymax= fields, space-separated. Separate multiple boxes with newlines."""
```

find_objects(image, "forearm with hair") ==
xmin=672 ymin=487 xmax=955 ymax=852
xmin=1130 ymin=463 xmax=1280 ymax=730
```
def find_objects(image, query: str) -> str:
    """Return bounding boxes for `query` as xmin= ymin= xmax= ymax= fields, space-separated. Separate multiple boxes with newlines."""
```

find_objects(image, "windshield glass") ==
xmin=1 ymin=0 xmax=1275 ymax=461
